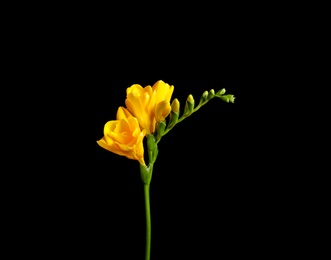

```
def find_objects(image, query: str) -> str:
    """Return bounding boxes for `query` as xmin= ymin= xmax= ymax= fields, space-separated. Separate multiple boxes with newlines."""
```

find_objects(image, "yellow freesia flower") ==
xmin=97 ymin=106 xmax=146 ymax=166
xmin=125 ymin=80 xmax=174 ymax=134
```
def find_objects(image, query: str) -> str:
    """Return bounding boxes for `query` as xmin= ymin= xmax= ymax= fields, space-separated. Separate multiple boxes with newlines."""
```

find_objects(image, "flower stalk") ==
xmin=140 ymin=134 xmax=158 ymax=260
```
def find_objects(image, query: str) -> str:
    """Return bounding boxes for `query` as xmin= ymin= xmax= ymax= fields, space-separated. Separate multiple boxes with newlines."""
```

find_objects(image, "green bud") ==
xmin=167 ymin=99 xmax=180 ymax=130
xmin=167 ymin=111 xmax=178 ymax=130
xmin=147 ymin=134 xmax=158 ymax=163
xmin=184 ymin=94 xmax=195 ymax=116
xmin=199 ymin=91 xmax=209 ymax=104
xmin=208 ymin=89 xmax=215 ymax=99
xmin=220 ymin=94 xmax=235 ymax=103
xmin=216 ymin=88 xmax=226 ymax=95
xmin=228 ymin=95 xmax=235 ymax=103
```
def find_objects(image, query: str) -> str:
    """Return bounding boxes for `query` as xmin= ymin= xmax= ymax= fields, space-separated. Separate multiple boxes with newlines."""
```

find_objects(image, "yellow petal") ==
xmin=97 ymin=138 xmax=126 ymax=156
xmin=103 ymin=121 xmax=128 ymax=144
xmin=165 ymin=85 xmax=174 ymax=102
xmin=117 ymin=142 xmax=130 ymax=152
xmin=114 ymin=118 xmax=131 ymax=133
xmin=125 ymin=94 xmax=144 ymax=121
xmin=152 ymin=80 xmax=169 ymax=104
xmin=126 ymin=84 xmax=143 ymax=95
xmin=126 ymin=96 xmax=152 ymax=134
xmin=140 ymin=86 xmax=153 ymax=109
xmin=127 ymin=117 xmax=142 ymax=135
xmin=116 ymin=106 xmax=132 ymax=120
xmin=103 ymin=121 xmax=117 ymax=143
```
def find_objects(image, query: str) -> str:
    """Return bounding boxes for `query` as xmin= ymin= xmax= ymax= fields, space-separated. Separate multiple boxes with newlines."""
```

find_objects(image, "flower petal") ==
xmin=152 ymin=80 xmax=169 ymax=104
xmin=165 ymin=85 xmax=174 ymax=102
xmin=114 ymin=118 xmax=131 ymax=134
xmin=126 ymin=94 xmax=144 ymax=121
xmin=126 ymin=84 xmax=143 ymax=95
xmin=116 ymin=106 xmax=132 ymax=120
xmin=97 ymin=137 xmax=126 ymax=156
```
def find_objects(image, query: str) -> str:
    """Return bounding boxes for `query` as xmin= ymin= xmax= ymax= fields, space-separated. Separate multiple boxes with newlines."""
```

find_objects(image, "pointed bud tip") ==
xmin=208 ymin=89 xmax=215 ymax=99
xmin=171 ymin=98 xmax=180 ymax=113
xmin=155 ymin=101 xmax=171 ymax=122
xmin=187 ymin=94 xmax=194 ymax=103
xmin=216 ymin=88 xmax=226 ymax=95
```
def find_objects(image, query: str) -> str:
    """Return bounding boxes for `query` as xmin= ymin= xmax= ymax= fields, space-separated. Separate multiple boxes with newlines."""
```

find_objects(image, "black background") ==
xmin=8 ymin=3 xmax=315 ymax=258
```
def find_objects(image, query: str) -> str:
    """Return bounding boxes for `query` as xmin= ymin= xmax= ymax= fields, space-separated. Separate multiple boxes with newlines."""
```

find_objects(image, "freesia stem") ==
xmin=141 ymin=134 xmax=157 ymax=259
xmin=144 ymin=183 xmax=151 ymax=260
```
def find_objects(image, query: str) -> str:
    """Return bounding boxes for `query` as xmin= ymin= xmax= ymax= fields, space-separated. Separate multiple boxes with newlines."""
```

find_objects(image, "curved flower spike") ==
xmin=162 ymin=88 xmax=235 ymax=138
xmin=97 ymin=107 xmax=146 ymax=166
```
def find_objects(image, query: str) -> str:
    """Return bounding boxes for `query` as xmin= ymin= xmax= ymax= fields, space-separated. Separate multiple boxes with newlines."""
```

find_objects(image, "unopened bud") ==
xmin=208 ymin=89 xmax=215 ymax=99
xmin=187 ymin=94 xmax=194 ymax=104
xmin=167 ymin=99 xmax=180 ymax=130
xmin=199 ymin=91 xmax=209 ymax=104
xmin=171 ymin=98 xmax=180 ymax=114
xmin=184 ymin=94 xmax=195 ymax=116
xmin=220 ymin=94 xmax=235 ymax=103
xmin=216 ymin=88 xmax=226 ymax=95
xmin=155 ymin=101 xmax=171 ymax=122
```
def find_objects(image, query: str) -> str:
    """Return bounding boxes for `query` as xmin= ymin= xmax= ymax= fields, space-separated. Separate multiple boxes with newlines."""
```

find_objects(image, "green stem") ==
xmin=141 ymin=134 xmax=157 ymax=260
xmin=144 ymin=183 xmax=151 ymax=260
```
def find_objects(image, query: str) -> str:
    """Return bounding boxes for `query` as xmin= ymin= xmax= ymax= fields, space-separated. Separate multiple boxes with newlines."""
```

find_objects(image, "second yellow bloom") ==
xmin=125 ymin=80 xmax=174 ymax=134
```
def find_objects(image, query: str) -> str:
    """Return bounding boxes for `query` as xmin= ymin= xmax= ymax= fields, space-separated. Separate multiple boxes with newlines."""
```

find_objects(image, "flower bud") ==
xmin=208 ymin=89 xmax=215 ymax=99
xmin=199 ymin=91 xmax=209 ymax=104
xmin=220 ymin=94 xmax=235 ymax=103
xmin=171 ymin=98 xmax=180 ymax=114
xmin=228 ymin=95 xmax=235 ymax=103
xmin=155 ymin=100 xmax=171 ymax=122
xmin=216 ymin=88 xmax=226 ymax=95
xmin=184 ymin=94 xmax=195 ymax=116
xmin=167 ymin=99 xmax=180 ymax=129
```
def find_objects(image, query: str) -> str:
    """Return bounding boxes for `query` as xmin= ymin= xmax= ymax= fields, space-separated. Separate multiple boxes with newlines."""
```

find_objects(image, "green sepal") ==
xmin=147 ymin=134 xmax=156 ymax=151
xmin=156 ymin=121 xmax=166 ymax=142
xmin=167 ymin=110 xmax=179 ymax=130
xmin=140 ymin=164 xmax=152 ymax=184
